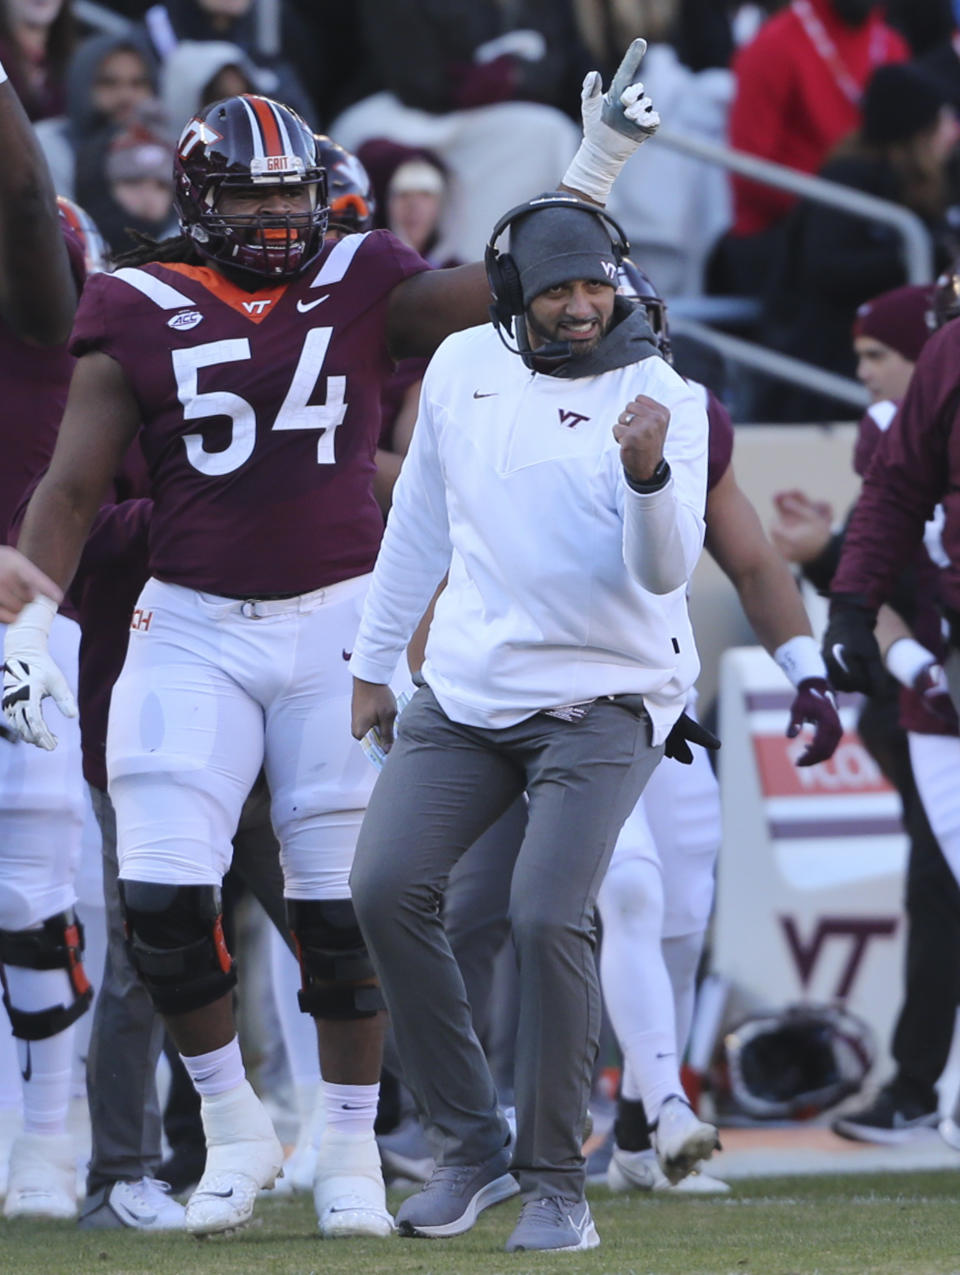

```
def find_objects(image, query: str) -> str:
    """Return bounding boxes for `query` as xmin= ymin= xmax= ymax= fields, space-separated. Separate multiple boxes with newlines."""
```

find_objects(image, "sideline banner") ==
xmin=714 ymin=647 xmax=906 ymax=1082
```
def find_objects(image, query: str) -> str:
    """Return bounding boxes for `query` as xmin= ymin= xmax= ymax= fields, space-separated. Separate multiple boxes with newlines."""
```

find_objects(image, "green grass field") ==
xmin=2 ymin=1173 xmax=959 ymax=1275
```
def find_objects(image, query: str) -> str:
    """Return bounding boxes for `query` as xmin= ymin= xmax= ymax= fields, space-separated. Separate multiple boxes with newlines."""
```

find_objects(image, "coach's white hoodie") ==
xmin=349 ymin=316 xmax=708 ymax=745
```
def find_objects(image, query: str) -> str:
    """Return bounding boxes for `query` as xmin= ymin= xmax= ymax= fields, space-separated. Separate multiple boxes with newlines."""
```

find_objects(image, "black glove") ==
xmin=664 ymin=711 xmax=721 ymax=764
xmin=822 ymin=594 xmax=885 ymax=696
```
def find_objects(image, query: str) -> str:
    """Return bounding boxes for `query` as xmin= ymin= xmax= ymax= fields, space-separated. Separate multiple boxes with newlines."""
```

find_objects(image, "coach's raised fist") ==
xmin=613 ymin=395 xmax=669 ymax=484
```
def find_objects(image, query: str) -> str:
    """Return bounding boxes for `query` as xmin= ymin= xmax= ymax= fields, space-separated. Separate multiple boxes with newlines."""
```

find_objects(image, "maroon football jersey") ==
xmin=70 ymin=230 xmax=429 ymax=596
xmin=0 ymin=228 xmax=85 ymax=541
xmin=851 ymin=405 xmax=957 ymax=738
xmin=833 ymin=321 xmax=960 ymax=614
xmin=705 ymin=388 xmax=734 ymax=494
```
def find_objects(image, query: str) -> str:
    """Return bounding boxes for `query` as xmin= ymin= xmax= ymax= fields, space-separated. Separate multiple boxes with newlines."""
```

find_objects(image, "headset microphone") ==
xmin=515 ymin=324 xmax=572 ymax=367
xmin=488 ymin=305 xmax=574 ymax=369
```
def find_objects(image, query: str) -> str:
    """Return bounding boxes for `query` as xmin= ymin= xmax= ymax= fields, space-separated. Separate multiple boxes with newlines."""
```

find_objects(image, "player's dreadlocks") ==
xmin=113 ymin=231 xmax=205 ymax=270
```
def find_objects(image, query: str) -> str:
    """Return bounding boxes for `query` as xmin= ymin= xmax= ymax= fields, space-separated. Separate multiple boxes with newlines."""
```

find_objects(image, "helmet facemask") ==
xmin=175 ymin=96 xmax=330 ymax=282
xmin=196 ymin=168 xmax=329 ymax=280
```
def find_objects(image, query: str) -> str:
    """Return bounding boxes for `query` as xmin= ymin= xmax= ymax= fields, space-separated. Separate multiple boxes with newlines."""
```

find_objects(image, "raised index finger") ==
xmin=606 ymin=38 xmax=648 ymax=102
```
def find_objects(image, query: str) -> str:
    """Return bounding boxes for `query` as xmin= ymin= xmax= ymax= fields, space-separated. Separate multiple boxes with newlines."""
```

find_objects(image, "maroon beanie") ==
xmin=852 ymin=284 xmax=936 ymax=363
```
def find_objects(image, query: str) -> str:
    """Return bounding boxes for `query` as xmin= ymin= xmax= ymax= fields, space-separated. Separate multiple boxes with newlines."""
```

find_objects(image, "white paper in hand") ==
xmin=360 ymin=689 xmax=412 ymax=771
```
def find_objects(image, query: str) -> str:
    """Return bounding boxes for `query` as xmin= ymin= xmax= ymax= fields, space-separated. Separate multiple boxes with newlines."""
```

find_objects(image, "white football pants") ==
xmin=0 ymin=614 xmax=83 ymax=928
xmin=107 ymin=576 xmax=378 ymax=899
xmin=598 ymin=737 xmax=721 ymax=1113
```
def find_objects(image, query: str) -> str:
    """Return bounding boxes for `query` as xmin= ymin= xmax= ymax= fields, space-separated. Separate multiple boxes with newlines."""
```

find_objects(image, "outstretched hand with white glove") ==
xmin=563 ymin=38 xmax=660 ymax=205
xmin=3 ymin=594 xmax=77 ymax=750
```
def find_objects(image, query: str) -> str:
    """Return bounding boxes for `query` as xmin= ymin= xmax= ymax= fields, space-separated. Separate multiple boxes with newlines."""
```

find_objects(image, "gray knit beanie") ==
xmin=509 ymin=202 xmax=620 ymax=305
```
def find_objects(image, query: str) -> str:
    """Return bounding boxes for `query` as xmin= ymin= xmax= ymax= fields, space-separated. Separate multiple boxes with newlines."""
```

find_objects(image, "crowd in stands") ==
xmin=4 ymin=0 xmax=959 ymax=420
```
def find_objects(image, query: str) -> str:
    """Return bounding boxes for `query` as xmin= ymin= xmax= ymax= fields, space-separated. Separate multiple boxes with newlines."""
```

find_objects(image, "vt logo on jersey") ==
xmin=559 ymin=409 xmax=590 ymax=429
xmin=242 ymin=299 xmax=274 ymax=317
xmin=168 ymin=309 xmax=204 ymax=331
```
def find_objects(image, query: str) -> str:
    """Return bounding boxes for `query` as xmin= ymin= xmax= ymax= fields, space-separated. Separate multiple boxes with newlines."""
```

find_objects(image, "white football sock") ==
xmin=180 ymin=1035 xmax=245 ymax=1097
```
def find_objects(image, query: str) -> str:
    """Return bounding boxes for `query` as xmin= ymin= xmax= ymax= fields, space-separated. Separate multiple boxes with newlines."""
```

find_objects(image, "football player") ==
xmin=824 ymin=264 xmax=960 ymax=705
xmin=601 ymin=267 xmax=841 ymax=1193
xmin=775 ymin=283 xmax=960 ymax=1146
xmin=0 ymin=67 xmax=91 ymax=1219
xmin=3 ymin=43 xmax=660 ymax=1238
xmin=0 ymin=548 xmax=61 ymax=624
xmin=316 ymin=135 xmax=376 ymax=241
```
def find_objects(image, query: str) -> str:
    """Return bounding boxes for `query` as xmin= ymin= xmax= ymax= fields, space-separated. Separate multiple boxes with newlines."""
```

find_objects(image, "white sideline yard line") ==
xmin=714 ymin=1149 xmax=960 ymax=1178
xmin=706 ymin=1127 xmax=960 ymax=1180
xmin=708 ymin=1196 xmax=949 ymax=1206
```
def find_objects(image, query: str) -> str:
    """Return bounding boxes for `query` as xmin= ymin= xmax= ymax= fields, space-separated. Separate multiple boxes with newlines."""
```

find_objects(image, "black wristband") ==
xmin=624 ymin=458 xmax=670 ymax=494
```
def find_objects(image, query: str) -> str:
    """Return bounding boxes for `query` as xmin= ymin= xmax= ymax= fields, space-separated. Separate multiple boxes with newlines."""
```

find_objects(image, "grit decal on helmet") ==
xmin=315 ymin=135 xmax=375 ymax=236
xmin=174 ymin=94 xmax=329 ymax=281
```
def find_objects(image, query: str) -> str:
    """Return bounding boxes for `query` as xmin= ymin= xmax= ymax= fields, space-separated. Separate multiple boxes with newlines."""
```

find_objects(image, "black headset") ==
xmin=484 ymin=193 xmax=631 ymax=340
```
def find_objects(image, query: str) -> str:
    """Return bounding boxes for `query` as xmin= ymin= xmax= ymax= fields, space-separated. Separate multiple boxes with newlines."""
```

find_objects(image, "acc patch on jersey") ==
xmin=168 ymin=309 xmax=204 ymax=331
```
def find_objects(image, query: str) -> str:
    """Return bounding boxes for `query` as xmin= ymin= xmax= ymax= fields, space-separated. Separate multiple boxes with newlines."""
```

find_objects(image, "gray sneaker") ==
xmin=396 ymin=1147 xmax=518 ymax=1237
xmin=78 ymin=1178 xmax=186 ymax=1231
xmin=505 ymin=1197 xmax=600 ymax=1252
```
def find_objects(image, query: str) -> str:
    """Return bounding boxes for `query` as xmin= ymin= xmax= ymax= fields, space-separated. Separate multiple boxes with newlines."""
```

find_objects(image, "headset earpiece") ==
xmin=484 ymin=240 xmax=524 ymax=334
xmin=495 ymin=254 xmax=523 ymax=321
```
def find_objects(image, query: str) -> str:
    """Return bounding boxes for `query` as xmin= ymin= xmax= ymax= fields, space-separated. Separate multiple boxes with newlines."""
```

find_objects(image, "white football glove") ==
xmin=2 ymin=594 xmax=77 ymax=751
xmin=563 ymin=38 xmax=661 ymax=205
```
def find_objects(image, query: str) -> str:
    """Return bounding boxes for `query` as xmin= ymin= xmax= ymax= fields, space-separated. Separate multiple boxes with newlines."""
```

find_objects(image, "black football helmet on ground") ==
xmin=315 ymin=136 xmax=375 ymax=236
xmin=174 ymin=94 xmax=328 ymax=280
xmin=723 ymin=1003 xmax=874 ymax=1120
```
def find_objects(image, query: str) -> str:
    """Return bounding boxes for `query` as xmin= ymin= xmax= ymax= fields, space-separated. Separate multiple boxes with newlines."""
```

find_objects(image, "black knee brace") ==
xmin=0 ymin=908 xmax=93 ymax=1040
xmin=287 ymin=898 xmax=384 ymax=1020
xmin=120 ymin=882 xmax=237 ymax=1016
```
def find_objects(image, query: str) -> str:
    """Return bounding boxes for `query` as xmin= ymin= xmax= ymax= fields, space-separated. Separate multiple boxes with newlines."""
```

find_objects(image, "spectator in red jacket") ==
xmin=718 ymin=0 xmax=908 ymax=294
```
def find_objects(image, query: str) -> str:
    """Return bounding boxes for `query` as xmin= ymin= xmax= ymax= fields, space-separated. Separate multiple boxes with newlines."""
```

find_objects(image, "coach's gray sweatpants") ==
xmin=85 ymin=772 xmax=291 ymax=1194
xmin=351 ymin=686 xmax=663 ymax=1202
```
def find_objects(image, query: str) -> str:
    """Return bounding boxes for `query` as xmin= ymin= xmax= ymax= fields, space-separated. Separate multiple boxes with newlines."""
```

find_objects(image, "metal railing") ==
xmin=639 ymin=128 xmax=932 ymax=407
xmin=652 ymin=126 xmax=934 ymax=284
xmin=669 ymin=314 xmax=869 ymax=410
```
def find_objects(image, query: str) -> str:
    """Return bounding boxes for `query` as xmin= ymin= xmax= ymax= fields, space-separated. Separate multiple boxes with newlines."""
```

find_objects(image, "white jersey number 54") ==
xmin=172 ymin=329 xmax=346 ymax=475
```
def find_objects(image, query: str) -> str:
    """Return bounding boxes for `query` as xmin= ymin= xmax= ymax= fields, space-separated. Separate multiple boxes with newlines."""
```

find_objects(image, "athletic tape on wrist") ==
xmin=562 ymin=135 xmax=632 ymax=206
